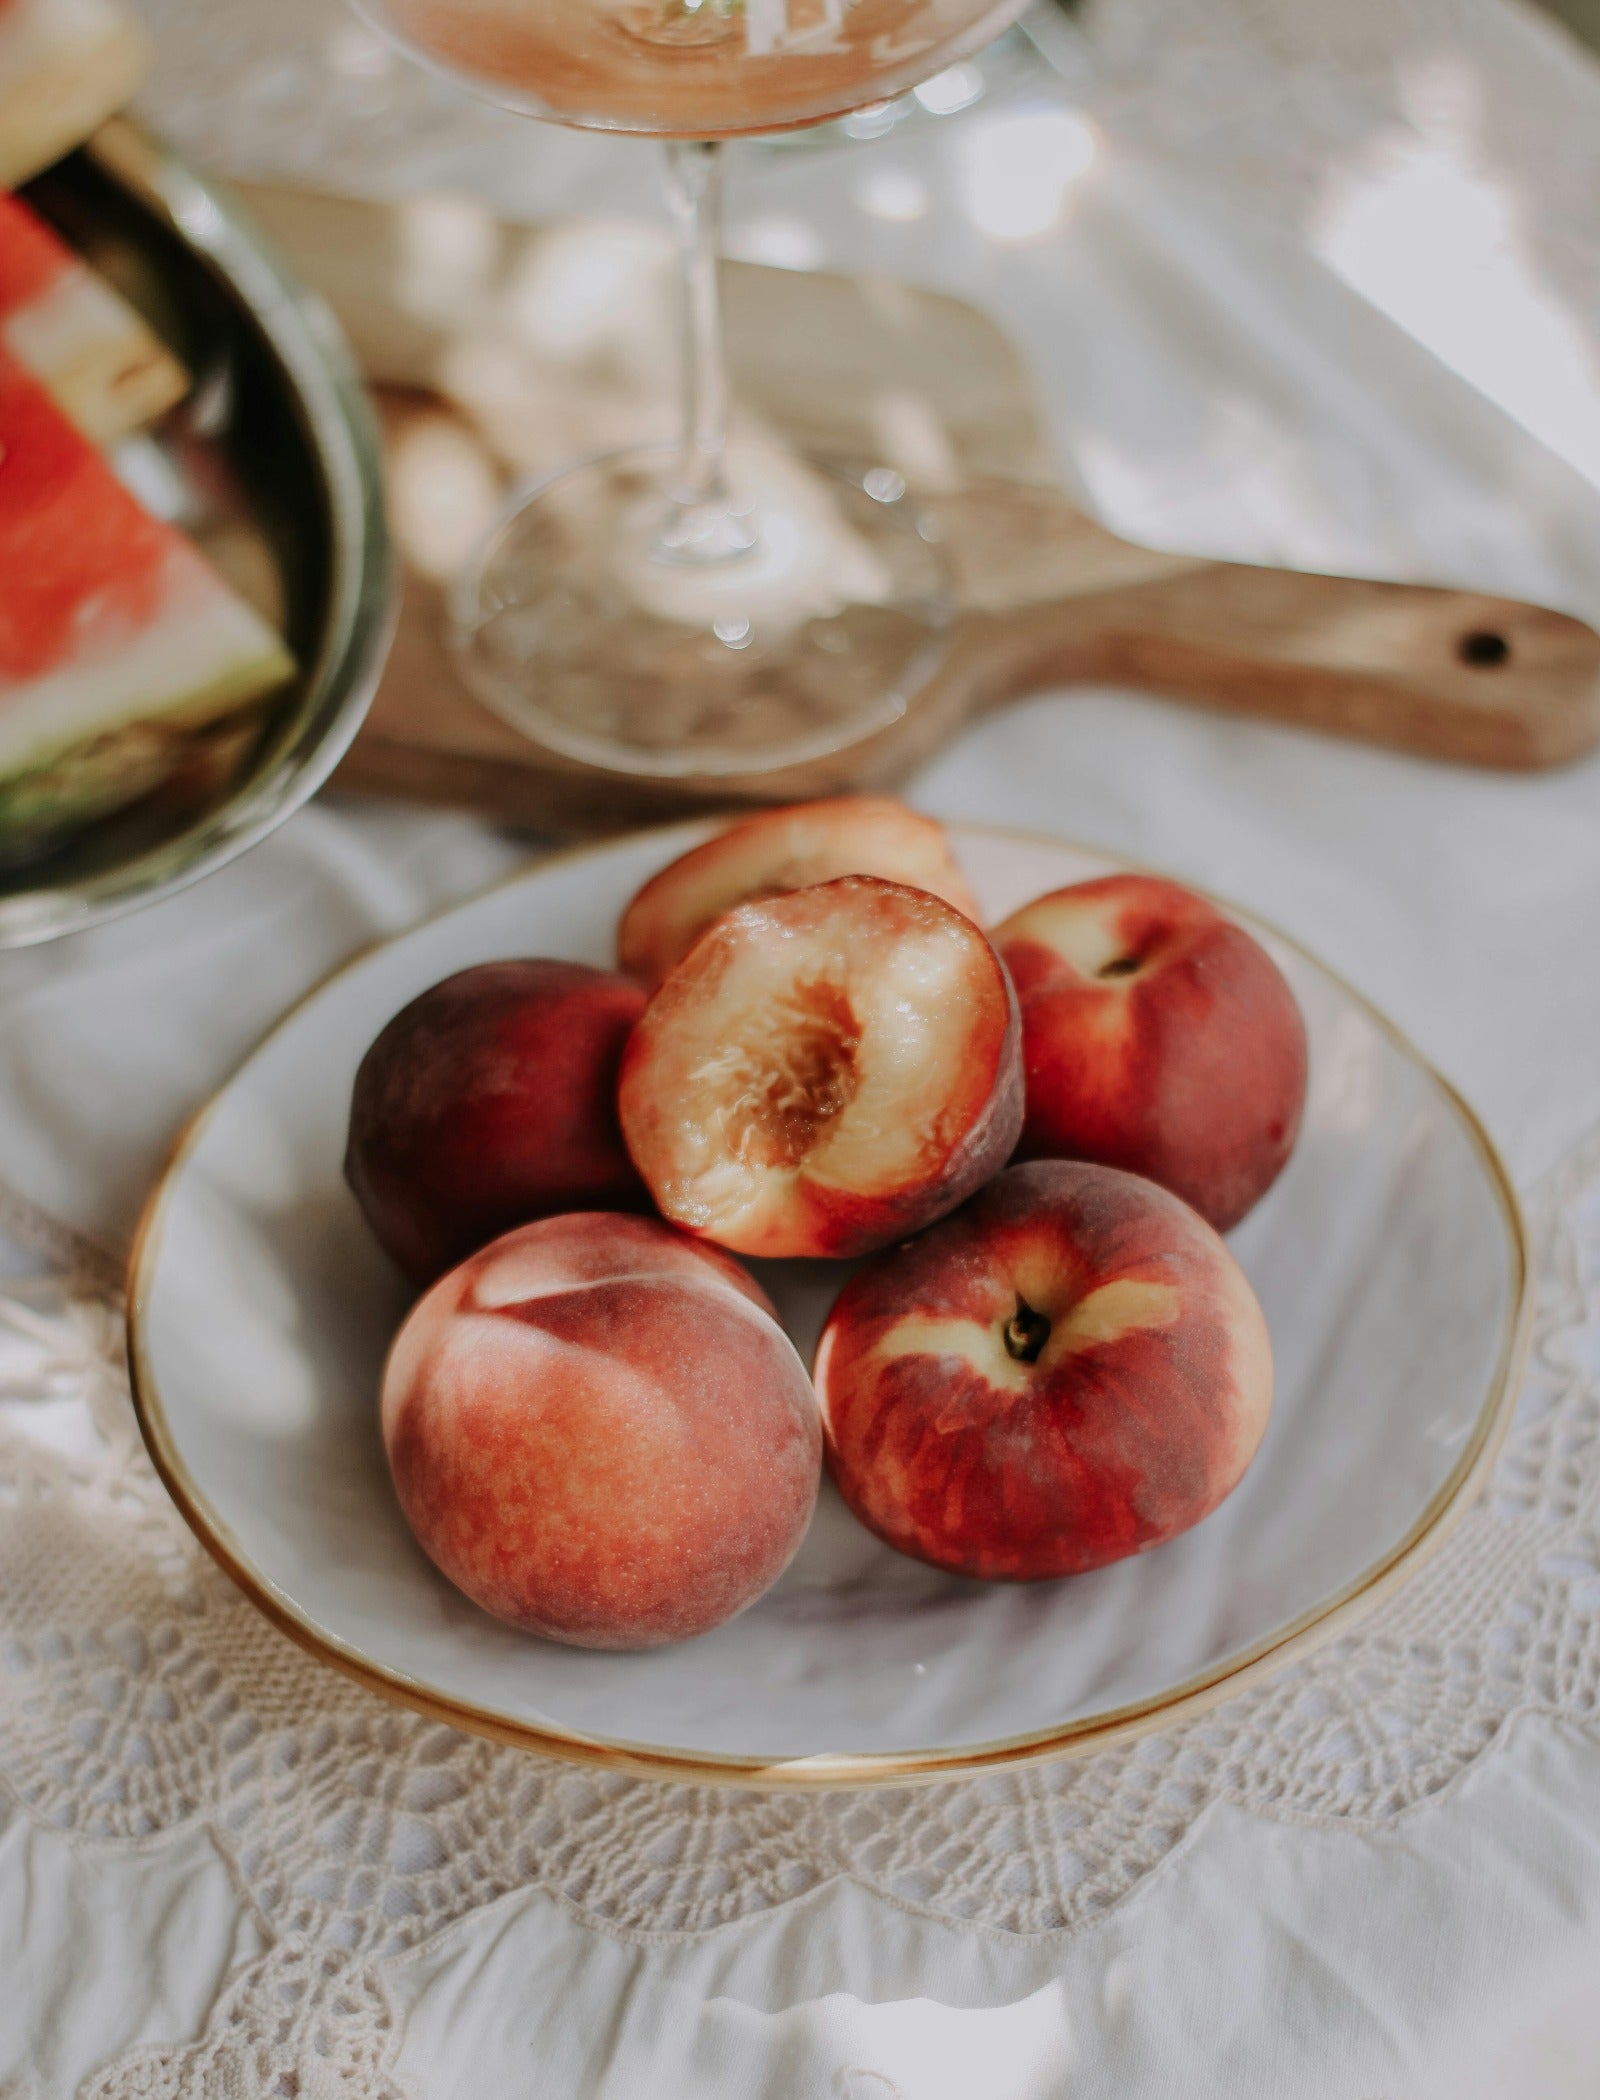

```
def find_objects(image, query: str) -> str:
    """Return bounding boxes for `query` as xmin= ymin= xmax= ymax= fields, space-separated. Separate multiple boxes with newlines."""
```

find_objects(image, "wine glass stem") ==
xmin=659 ymin=138 xmax=754 ymax=561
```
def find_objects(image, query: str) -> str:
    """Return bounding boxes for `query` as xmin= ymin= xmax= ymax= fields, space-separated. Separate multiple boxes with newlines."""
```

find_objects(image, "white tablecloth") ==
xmin=5 ymin=2 xmax=1600 ymax=2092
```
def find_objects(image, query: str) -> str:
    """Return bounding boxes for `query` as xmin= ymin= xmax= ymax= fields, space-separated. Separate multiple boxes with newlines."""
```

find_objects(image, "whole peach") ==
xmin=381 ymin=1214 xmax=821 ymax=1648
xmin=994 ymin=876 xmax=1308 ymax=1232
xmin=345 ymin=959 xmax=648 ymax=1284
xmin=617 ymin=796 xmax=982 ymax=988
xmin=815 ymin=1160 xmax=1272 ymax=1581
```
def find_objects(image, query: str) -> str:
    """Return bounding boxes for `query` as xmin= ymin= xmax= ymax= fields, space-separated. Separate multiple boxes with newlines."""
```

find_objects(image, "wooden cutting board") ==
xmin=240 ymin=184 xmax=1600 ymax=831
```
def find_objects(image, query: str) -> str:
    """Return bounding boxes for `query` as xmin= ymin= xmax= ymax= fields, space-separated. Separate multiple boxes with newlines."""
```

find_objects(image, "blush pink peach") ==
xmin=381 ymin=1214 xmax=821 ymax=1649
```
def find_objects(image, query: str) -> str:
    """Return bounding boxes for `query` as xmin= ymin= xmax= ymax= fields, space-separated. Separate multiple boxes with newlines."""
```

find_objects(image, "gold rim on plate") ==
xmin=126 ymin=819 xmax=1533 ymax=1790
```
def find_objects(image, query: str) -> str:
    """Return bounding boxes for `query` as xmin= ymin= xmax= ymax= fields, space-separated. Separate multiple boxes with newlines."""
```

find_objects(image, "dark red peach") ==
xmin=345 ymin=959 xmax=648 ymax=1285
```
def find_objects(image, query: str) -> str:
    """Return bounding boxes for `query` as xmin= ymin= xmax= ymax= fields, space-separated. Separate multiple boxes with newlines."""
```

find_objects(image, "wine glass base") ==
xmin=449 ymin=443 xmax=953 ymax=780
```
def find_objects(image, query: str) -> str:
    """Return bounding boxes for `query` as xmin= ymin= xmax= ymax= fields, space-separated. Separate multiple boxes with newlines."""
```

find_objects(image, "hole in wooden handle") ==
xmin=1459 ymin=629 xmax=1511 ymax=668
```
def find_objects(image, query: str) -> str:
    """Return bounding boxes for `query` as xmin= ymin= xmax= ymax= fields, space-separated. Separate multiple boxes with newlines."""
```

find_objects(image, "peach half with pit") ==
xmin=618 ymin=875 xmax=1024 ymax=1261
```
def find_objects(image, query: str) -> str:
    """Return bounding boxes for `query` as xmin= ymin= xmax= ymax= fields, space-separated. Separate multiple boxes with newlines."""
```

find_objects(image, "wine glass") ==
xmin=356 ymin=0 xmax=1033 ymax=777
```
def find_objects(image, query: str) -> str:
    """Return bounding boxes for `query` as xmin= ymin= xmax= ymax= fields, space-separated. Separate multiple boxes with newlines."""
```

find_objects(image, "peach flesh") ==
xmin=815 ymin=1160 xmax=1274 ymax=1581
xmin=381 ymin=1213 xmax=822 ymax=1649
xmin=617 ymin=796 xmax=983 ymax=988
xmin=345 ymin=959 xmax=648 ymax=1285
xmin=618 ymin=875 xmax=1024 ymax=1260
xmin=994 ymin=876 xmax=1308 ymax=1232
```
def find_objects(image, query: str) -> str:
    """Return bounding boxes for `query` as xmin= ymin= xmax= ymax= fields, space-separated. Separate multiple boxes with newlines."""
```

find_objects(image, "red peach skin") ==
xmin=346 ymin=960 xmax=648 ymax=1285
xmin=381 ymin=1214 xmax=821 ymax=1648
xmin=994 ymin=876 xmax=1308 ymax=1232
xmin=618 ymin=875 xmax=1023 ymax=1260
xmin=815 ymin=1160 xmax=1273 ymax=1581
xmin=617 ymin=796 xmax=982 ymax=988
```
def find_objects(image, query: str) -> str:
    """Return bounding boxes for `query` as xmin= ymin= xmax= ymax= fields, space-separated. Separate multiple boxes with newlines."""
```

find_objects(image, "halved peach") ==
xmin=617 ymin=796 xmax=982 ymax=988
xmin=618 ymin=875 xmax=1023 ymax=1260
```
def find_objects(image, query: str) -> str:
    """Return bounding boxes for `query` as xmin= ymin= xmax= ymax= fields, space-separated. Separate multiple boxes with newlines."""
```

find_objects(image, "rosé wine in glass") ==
xmin=370 ymin=0 xmax=1030 ymax=136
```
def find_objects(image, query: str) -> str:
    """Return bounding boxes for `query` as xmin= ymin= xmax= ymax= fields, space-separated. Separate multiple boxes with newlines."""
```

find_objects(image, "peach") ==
xmin=815 ymin=1160 xmax=1273 ymax=1581
xmin=617 ymin=796 xmax=981 ymax=988
xmin=993 ymin=876 xmax=1308 ymax=1232
xmin=346 ymin=959 xmax=648 ymax=1285
xmin=618 ymin=875 xmax=1023 ymax=1260
xmin=381 ymin=1213 xmax=821 ymax=1648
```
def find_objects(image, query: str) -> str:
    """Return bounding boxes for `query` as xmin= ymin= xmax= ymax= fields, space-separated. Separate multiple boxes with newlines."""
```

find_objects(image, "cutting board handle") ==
xmin=938 ymin=484 xmax=1600 ymax=771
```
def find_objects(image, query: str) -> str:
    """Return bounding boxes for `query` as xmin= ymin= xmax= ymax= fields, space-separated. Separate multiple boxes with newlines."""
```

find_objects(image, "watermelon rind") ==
xmin=0 ymin=568 xmax=296 ymax=860
xmin=0 ymin=221 xmax=189 ymax=442
xmin=0 ymin=699 xmax=268 ymax=864
xmin=0 ymin=542 xmax=297 ymax=781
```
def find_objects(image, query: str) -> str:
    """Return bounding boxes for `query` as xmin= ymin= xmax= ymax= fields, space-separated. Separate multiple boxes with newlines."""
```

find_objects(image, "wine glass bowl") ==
xmin=454 ymin=446 xmax=952 ymax=776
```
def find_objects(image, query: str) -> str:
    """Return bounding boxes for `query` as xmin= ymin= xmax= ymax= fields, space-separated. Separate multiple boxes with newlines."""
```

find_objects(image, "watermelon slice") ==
xmin=0 ymin=346 xmax=296 ymax=857
xmin=0 ymin=189 xmax=187 ymax=442
xmin=0 ymin=0 xmax=148 ymax=188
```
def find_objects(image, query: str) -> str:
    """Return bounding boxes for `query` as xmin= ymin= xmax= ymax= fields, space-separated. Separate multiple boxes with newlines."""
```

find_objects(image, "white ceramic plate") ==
xmin=128 ymin=823 xmax=1530 ymax=1787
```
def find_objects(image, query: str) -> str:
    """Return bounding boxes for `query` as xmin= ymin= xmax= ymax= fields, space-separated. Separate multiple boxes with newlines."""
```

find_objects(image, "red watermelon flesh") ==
xmin=0 ymin=345 xmax=295 ymax=848
xmin=0 ymin=189 xmax=187 ymax=442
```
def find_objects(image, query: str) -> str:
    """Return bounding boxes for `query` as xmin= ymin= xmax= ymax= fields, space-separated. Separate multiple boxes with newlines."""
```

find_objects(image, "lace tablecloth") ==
xmin=7 ymin=1 xmax=1600 ymax=2092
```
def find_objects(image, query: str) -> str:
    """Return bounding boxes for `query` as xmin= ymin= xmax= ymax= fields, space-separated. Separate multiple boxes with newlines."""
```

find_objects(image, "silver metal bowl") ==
xmin=2 ymin=120 xmax=393 ymax=948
